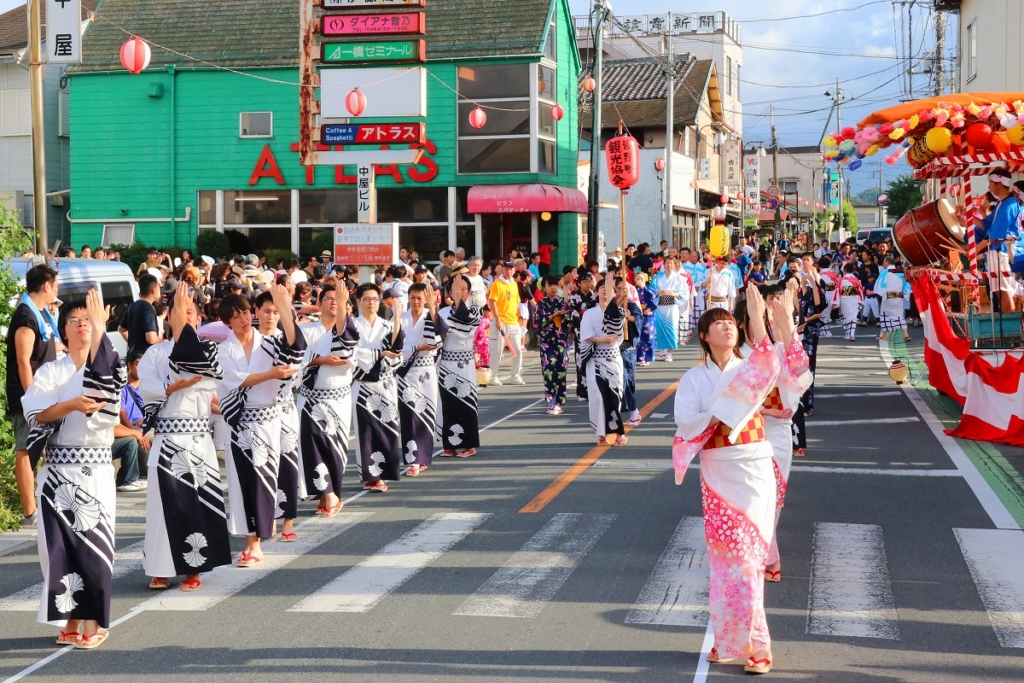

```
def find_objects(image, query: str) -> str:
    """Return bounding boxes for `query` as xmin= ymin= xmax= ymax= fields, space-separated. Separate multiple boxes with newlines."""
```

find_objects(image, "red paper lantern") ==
xmin=345 ymin=89 xmax=367 ymax=117
xmin=736 ymin=191 xmax=744 ymax=200
xmin=582 ymin=76 xmax=596 ymax=93
xmin=119 ymin=37 xmax=151 ymax=75
xmin=469 ymin=106 xmax=487 ymax=129
xmin=965 ymin=122 xmax=994 ymax=149
xmin=605 ymin=135 xmax=640 ymax=189
xmin=803 ymin=200 xmax=809 ymax=207
xmin=655 ymin=157 xmax=666 ymax=171
xmin=690 ymin=179 xmax=699 ymax=189
xmin=550 ymin=104 xmax=564 ymax=122
xmin=719 ymin=194 xmax=729 ymax=204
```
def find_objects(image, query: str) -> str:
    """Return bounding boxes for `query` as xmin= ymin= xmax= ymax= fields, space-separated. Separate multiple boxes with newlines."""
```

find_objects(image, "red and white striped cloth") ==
xmin=911 ymin=275 xmax=1024 ymax=447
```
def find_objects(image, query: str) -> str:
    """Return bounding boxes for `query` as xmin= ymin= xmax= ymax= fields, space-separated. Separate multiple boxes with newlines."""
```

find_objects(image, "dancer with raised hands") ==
xmin=22 ymin=289 xmax=126 ymax=650
xmin=398 ymin=281 xmax=446 ymax=475
xmin=140 ymin=282 xmax=231 ymax=591
xmin=580 ymin=270 xmax=626 ymax=446
xmin=437 ymin=272 xmax=482 ymax=457
xmin=672 ymin=283 xmax=783 ymax=675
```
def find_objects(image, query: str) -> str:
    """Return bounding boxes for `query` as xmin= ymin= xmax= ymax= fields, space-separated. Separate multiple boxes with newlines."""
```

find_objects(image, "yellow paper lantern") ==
xmin=708 ymin=225 xmax=729 ymax=259
xmin=866 ymin=144 xmax=880 ymax=156
xmin=1007 ymin=125 xmax=1024 ymax=146
xmin=925 ymin=126 xmax=953 ymax=153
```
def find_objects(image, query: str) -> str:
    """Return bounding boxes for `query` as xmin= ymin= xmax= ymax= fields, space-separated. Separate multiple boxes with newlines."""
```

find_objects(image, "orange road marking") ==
xmin=519 ymin=380 xmax=680 ymax=514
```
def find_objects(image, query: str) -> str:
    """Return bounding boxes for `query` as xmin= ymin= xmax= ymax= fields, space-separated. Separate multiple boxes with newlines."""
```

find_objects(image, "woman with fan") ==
xmin=437 ymin=273 xmax=482 ymax=456
xmin=22 ymin=289 xmax=126 ymax=649
xmin=398 ymin=281 xmax=446 ymax=476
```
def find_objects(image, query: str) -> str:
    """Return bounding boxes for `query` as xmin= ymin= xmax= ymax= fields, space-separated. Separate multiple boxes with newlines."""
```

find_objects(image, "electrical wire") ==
xmin=737 ymin=0 xmax=893 ymax=23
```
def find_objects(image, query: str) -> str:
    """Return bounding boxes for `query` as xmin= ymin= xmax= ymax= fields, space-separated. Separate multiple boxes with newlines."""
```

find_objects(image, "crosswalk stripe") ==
xmin=807 ymin=522 xmax=900 ymax=640
xmin=807 ymin=417 xmax=919 ymax=427
xmin=288 ymin=512 xmax=490 ymax=613
xmin=954 ymin=528 xmax=1024 ymax=648
xmin=0 ymin=540 xmax=145 ymax=612
xmin=454 ymin=513 xmax=616 ymax=618
xmin=625 ymin=516 xmax=708 ymax=627
xmin=142 ymin=512 xmax=371 ymax=611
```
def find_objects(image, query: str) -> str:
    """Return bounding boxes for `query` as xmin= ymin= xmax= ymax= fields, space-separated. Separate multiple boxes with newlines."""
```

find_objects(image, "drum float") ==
xmin=892 ymin=199 xmax=965 ymax=267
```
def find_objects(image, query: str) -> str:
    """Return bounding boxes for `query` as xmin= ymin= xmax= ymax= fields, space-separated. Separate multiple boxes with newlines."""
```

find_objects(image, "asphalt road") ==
xmin=2 ymin=333 xmax=1024 ymax=682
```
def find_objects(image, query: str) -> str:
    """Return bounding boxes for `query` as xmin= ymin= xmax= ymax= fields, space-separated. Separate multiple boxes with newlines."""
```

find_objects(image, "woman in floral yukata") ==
xmin=533 ymin=274 xmax=569 ymax=415
xmin=672 ymin=282 xmax=795 ymax=675
xmin=633 ymin=272 xmax=658 ymax=366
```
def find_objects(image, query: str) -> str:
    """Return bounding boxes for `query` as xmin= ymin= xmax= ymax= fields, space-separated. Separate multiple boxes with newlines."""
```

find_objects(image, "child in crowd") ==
xmin=475 ymin=306 xmax=492 ymax=386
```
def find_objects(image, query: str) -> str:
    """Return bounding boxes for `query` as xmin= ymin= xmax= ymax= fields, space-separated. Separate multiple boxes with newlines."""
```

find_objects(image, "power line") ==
xmin=737 ymin=0 xmax=892 ymax=23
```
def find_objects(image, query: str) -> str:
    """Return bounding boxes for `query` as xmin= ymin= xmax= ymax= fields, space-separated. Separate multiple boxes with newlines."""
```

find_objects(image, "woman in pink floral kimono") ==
xmin=672 ymin=283 xmax=789 ymax=675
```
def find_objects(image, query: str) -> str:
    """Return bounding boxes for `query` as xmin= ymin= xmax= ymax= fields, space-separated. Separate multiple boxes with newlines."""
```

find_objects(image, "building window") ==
xmin=537 ymin=63 xmax=557 ymax=175
xmin=966 ymin=20 xmax=977 ymax=80
xmin=299 ymin=189 xmax=356 ymax=224
xmin=0 ymin=89 xmax=30 ymax=137
xmin=782 ymin=181 xmax=798 ymax=195
xmin=543 ymin=16 xmax=556 ymax=61
xmin=726 ymin=56 xmax=732 ymax=96
xmin=239 ymin=112 xmax=273 ymax=138
xmin=58 ymin=88 xmax=70 ymax=138
xmin=198 ymin=191 xmax=216 ymax=226
xmin=223 ymin=190 xmax=291 ymax=225
xmin=102 ymin=224 xmax=135 ymax=245
xmin=377 ymin=187 xmax=448 ymax=223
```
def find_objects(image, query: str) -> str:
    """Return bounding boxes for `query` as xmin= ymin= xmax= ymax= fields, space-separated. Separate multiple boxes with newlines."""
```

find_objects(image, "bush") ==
xmin=264 ymin=249 xmax=297 ymax=270
xmin=0 ymin=204 xmax=34 ymax=531
xmin=110 ymin=241 xmax=150 ymax=274
xmin=224 ymin=229 xmax=253 ymax=256
xmin=195 ymin=230 xmax=231 ymax=260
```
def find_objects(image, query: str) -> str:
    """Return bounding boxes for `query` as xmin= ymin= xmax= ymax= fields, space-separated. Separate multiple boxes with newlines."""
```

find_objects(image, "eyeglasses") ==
xmin=66 ymin=316 xmax=91 ymax=327
xmin=360 ymin=297 xmax=380 ymax=303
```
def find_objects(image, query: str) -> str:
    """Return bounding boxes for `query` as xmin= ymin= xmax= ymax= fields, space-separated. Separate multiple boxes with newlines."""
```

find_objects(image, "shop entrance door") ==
xmin=480 ymin=213 xmax=533 ymax=262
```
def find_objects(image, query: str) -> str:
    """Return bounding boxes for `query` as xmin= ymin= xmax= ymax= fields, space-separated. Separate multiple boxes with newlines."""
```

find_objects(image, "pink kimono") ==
xmin=673 ymin=337 xmax=780 ymax=659
xmin=474 ymin=314 xmax=491 ymax=369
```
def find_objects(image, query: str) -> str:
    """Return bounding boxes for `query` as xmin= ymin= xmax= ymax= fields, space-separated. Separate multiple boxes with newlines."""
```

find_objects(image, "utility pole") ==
xmin=28 ymin=0 xmax=47 ymax=253
xmin=662 ymin=12 xmax=674 ymax=246
xmin=771 ymin=104 xmax=780 ymax=235
xmin=933 ymin=10 xmax=946 ymax=96
xmin=834 ymin=78 xmax=844 ymax=238
xmin=586 ymin=0 xmax=609 ymax=263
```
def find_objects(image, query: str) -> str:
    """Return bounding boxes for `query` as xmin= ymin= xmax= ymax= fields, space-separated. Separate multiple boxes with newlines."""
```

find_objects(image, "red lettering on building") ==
xmin=249 ymin=144 xmax=286 ymax=186
xmin=373 ymin=145 xmax=404 ymax=184
xmin=408 ymin=140 xmax=439 ymax=183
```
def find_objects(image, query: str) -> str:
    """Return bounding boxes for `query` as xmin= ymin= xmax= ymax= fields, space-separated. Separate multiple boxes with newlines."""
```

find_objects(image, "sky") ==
xmin=0 ymin=0 xmax=952 ymax=195
xmin=567 ymin=0 xmax=957 ymax=195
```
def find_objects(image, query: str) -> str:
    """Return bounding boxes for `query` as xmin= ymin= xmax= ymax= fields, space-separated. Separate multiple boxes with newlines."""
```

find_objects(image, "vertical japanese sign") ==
xmin=723 ymin=140 xmax=741 ymax=186
xmin=357 ymin=165 xmax=376 ymax=222
xmin=744 ymin=156 xmax=761 ymax=209
xmin=46 ymin=0 xmax=82 ymax=64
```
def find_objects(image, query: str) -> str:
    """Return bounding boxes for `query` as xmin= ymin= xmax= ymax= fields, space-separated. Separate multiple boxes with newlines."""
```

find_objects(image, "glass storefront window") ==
xmin=299 ymin=227 xmax=334 ymax=261
xmin=457 ymin=101 xmax=530 ymax=137
xmin=455 ymin=187 xmax=470 ymax=222
xmin=455 ymin=224 xmax=474 ymax=256
xmin=538 ymin=65 xmax=555 ymax=100
xmin=398 ymin=224 xmax=447 ymax=262
xmin=538 ymin=139 xmax=556 ymax=175
xmin=457 ymin=64 xmax=530 ymax=100
xmin=458 ymin=138 xmax=531 ymax=174
xmin=223 ymin=227 xmax=292 ymax=253
xmin=377 ymin=187 xmax=448 ymax=223
xmin=223 ymin=190 xmax=291 ymax=225
xmin=198 ymin=191 xmax=216 ymax=226
xmin=299 ymin=189 xmax=357 ymax=224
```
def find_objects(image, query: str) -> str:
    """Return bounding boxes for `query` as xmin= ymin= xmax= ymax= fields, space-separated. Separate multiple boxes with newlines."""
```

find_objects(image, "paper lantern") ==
xmin=719 ymin=194 xmax=729 ymax=204
xmin=655 ymin=157 xmax=665 ymax=171
xmin=468 ymin=106 xmax=487 ymax=129
xmin=604 ymin=134 xmax=640 ymax=189
xmin=345 ymin=89 xmax=367 ymax=117
xmin=581 ymin=76 xmax=595 ymax=93
xmin=119 ymin=37 xmax=151 ymax=75
xmin=803 ymin=200 xmax=809 ymax=207
xmin=550 ymin=104 xmax=564 ymax=122
xmin=690 ymin=179 xmax=699 ymax=189
xmin=1007 ymin=125 xmax=1024 ymax=146
xmin=965 ymin=122 xmax=994 ymax=148
xmin=737 ymin=191 xmax=744 ymax=200
xmin=925 ymin=126 xmax=953 ymax=153
xmin=708 ymin=225 xmax=729 ymax=259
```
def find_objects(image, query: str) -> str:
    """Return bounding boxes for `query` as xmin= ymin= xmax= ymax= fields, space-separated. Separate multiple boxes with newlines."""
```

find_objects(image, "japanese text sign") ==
xmin=321 ymin=39 xmax=425 ymax=64
xmin=320 ymin=0 xmax=425 ymax=7
xmin=321 ymin=122 xmax=425 ymax=145
xmin=321 ymin=12 xmax=425 ymax=36
xmin=605 ymin=135 xmax=640 ymax=189
xmin=723 ymin=140 xmax=741 ymax=186
xmin=334 ymin=222 xmax=398 ymax=265
xmin=46 ymin=0 xmax=82 ymax=64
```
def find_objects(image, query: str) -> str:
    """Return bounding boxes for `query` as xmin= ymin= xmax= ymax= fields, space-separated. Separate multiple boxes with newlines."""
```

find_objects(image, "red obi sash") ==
xmin=704 ymin=413 xmax=766 ymax=450
xmin=761 ymin=388 xmax=784 ymax=411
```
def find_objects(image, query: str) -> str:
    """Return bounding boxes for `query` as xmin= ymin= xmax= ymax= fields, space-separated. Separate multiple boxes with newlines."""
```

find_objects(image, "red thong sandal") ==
xmin=440 ymin=450 xmax=458 ymax=457
xmin=407 ymin=464 xmax=421 ymax=476
xmin=315 ymin=506 xmax=330 ymax=516
xmin=744 ymin=656 xmax=772 ymax=674
xmin=55 ymin=631 xmax=81 ymax=645
xmin=706 ymin=647 xmax=722 ymax=663
xmin=180 ymin=578 xmax=202 ymax=592
xmin=75 ymin=630 xmax=109 ymax=650
xmin=363 ymin=481 xmax=388 ymax=493
xmin=237 ymin=551 xmax=263 ymax=568
xmin=455 ymin=449 xmax=476 ymax=458
xmin=280 ymin=531 xmax=298 ymax=542
xmin=765 ymin=569 xmax=781 ymax=582
xmin=148 ymin=577 xmax=171 ymax=590
xmin=323 ymin=502 xmax=344 ymax=516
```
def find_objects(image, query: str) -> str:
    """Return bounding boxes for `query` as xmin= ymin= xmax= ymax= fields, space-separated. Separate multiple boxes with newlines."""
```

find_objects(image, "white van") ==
xmin=3 ymin=257 xmax=139 ymax=354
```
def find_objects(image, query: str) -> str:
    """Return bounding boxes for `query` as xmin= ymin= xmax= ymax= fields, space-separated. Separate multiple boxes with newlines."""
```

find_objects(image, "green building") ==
xmin=68 ymin=0 xmax=583 ymax=270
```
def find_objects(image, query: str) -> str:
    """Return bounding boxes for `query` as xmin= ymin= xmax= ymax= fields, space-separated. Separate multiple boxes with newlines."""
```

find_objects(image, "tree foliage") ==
xmin=0 ymin=205 xmax=35 ymax=530
xmin=885 ymin=173 xmax=923 ymax=222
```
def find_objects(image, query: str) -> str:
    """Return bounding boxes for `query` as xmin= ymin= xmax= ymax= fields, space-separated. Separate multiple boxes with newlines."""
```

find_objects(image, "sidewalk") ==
xmin=0 ymin=527 xmax=35 ymax=558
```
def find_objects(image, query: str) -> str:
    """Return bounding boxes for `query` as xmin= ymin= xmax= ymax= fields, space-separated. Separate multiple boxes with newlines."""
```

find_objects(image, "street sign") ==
xmin=699 ymin=158 xmax=711 ymax=179
xmin=877 ymin=193 xmax=889 ymax=205
xmin=321 ymin=40 xmax=425 ymax=64
xmin=321 ymin=12 xmax=425 ymax=37
xmin=46 ymin=0 xmax=82 ymax=64
xmin=334 ymin=222 xmax=398 ymax=265
xmin=321 ymin=122 xmax=426 ymax=145
xmin=766 ymin=185 xmax=781 ymax=198
xmin=320 ymin=0 xmax=425 ymax=6
xmin=766 ymin=198 xmax=780 ymax=210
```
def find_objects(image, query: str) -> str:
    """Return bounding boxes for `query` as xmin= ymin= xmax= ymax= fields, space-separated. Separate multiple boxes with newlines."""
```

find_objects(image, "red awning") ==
xmin=467 ymin=184 xmax=589 ymax=214
xmin=758 ymin=210 xmax=790 ymax=222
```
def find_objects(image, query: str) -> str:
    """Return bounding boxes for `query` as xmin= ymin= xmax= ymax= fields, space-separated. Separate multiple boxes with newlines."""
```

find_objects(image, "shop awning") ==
xmin=467 ymin=184 xmax=589 ymax=214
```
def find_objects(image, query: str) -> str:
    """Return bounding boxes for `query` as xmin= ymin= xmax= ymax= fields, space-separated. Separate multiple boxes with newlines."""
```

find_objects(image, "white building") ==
xmin=943 ymin=0 xmax=1024 ymax=92
xmin=575 ymin=11 xmax=743 ymax=136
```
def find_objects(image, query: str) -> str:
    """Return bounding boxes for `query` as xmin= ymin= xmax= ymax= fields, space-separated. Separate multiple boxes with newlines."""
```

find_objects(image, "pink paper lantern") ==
xmin=469 ymin=106 xmax=487 ymax=129
xmin=550 ymin=104 xmax=564 ymax=122
xmin=719 ymin=194 xmax=729 ymax=204
xmin=655 ymin=157 xmax=666 ymax=171
xmin=120 ymin=37 xmax=151 ymax=75
xmin=346 ymin=89 xmax=367 ymax=117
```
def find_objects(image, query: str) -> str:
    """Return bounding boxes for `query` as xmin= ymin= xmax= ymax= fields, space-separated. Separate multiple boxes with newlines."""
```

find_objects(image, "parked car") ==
xmin=3 ymin=257 xmax=138 ymax=354
xmin=856 ymin=228 xmax=893 ymax=245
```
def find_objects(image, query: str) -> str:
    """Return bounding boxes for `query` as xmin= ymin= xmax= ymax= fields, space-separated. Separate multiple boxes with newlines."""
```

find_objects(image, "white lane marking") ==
xmin=807 ymin=522 xmax=900 ymax=640
xmin=806 ymin=417 xmax=919 ymax=427
xmin=649 ymin=412 xmax=670 ymax=419
xmin=454 ymin=513 xmax=616 ymax=618
xmin=143 ymin=512 xmax=372 ymax=611
xmin=878 ymin=340 xmax=1020 ymax=531
xmin=625 ymin=516 xmax=709 ymax=627
xmin=591 ymin=461 xmax=961 ymax=476
xmin=691 ymin=621 xmax=715 ymax=683
xmin=0 ymin=540 xmax=145 ymax=611
xmin=816 ymin=391 xmax=903 ymax=398
xmin=954 ymin=528 xmax=1024 ymax=648
xmin=815 ymin=372 xmax=890 ymax=378
xmin=289 ymin=512 xmax=489 ymax=613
